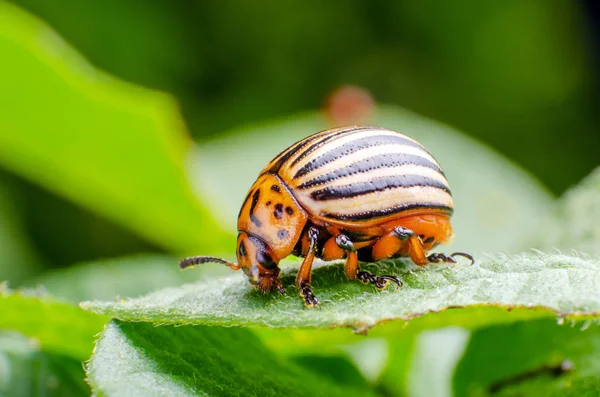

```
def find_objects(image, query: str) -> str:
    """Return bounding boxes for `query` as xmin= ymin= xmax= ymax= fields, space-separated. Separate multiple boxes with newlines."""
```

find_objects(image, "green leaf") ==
xmin=87 ymin=320 xmax=376 ymax=397
xmin=454 ymin=318 xmax=600 ymax=396
xmin=0 ymin=290 xmax=107 ymax=361
xmin=82 ymin=253 xmax=600 ymax=331
xmin=31 ymin=254 xmax=230 ymax=303
xmin=0 ymin=331 xmax=88 ymax=397
xmin=0 ymin=2 xmax=231 ymax=254
xmin=542 ymin=167 xmax=600 ymax=256
xmin=195 ymin=106 xmax=554 ymax=256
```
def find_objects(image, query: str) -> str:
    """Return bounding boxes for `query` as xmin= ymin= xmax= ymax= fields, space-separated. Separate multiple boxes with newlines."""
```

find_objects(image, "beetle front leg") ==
xmin=334 ymin=234 xmax=402 ymax=290
xmin=296 ymin=227 xmax=320 ymax=307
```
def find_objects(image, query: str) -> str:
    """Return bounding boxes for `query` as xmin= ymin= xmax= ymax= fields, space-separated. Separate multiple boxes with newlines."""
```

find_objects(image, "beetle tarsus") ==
xmin=300 ymin=284 xmax=319 ymax=307
xmin=427 ymin=253 xmax=456 ymax=263
xmin=274 ymin=280 xmax=286 ymax=295
xmin=357 ymin=271 xmax=402 ymax=290
xmin=451 ymin=252 xmax=475 ymax=265
xmin=428 ymin=252 xmax=475 ymax=265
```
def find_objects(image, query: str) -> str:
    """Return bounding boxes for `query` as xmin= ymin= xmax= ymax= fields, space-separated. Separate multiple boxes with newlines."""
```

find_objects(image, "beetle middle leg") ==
xmin=326 ymin=234 xmax=402 ymax=290
xmin=296 ymin=226 xmax=320 ymax=307
xmin=373 ymin=226 xmax=474 ymax=266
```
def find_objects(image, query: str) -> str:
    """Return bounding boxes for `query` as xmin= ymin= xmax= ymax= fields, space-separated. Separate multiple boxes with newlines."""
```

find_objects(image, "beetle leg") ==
xmin=337 ymin=234 xmax=403 ymax=290
xmin=296 ymin=226 xmax=320 ymax=307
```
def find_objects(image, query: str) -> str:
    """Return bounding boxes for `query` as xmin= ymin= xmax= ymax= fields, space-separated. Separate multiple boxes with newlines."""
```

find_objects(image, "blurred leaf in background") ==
xmin=11 ymin=0 xmax=600 ymax=193
xmin=0 ymin=175 xmax=42 ymax=284
xmin=0 ymin=1 xmax=232 ymax=265
xmin=0 ymin=331 xmax=89 ymax=397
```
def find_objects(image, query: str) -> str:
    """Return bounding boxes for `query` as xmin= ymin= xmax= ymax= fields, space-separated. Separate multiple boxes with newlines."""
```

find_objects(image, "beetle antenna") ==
xmin=179 ymin=256 xmax=241 ymax=271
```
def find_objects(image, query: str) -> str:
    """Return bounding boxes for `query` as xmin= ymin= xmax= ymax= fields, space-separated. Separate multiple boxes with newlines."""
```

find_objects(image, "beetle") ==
xmin=180 ymin=126 xmax=473 ymax=306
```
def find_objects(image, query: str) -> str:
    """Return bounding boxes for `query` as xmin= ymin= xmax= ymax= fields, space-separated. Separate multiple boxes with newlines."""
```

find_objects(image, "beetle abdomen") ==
xmin=265 ymin=126 xmax=453 ymax=226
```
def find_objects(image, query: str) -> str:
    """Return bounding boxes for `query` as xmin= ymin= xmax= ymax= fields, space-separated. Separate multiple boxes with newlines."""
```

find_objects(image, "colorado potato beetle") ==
xmin=181 ymin=126 xmax=473 ymax=306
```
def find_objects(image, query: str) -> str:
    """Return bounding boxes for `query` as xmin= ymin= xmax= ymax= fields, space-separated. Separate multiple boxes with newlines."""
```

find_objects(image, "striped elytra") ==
xmin=180 ymin=126 xmax=472 ymax=307
xmin=262 ymin=126 xmax=453 ymax=226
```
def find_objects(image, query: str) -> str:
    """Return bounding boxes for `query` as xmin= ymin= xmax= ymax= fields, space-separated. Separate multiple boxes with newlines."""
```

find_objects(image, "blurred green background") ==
xmin=1 ymin=0 xmax=599 ymax=280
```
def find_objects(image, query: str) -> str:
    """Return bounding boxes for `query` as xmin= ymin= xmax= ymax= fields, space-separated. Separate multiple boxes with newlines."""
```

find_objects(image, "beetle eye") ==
xmin=238 ymin=241 xmax=247 ymax=257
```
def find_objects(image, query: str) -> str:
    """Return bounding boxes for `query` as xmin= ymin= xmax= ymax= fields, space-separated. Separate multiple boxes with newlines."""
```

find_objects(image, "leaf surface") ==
xmin=82 ymin=253 xmax=600 ymax=332
xmin=87 ymin=320 xmax=376 ymax=397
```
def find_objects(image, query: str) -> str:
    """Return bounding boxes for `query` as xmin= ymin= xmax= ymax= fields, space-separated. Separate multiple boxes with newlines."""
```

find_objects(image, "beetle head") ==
xmin=236 ymin=232 xmax=283 ymax=293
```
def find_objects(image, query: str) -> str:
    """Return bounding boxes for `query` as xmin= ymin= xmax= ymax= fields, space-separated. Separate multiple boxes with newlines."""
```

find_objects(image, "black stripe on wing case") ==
xmin=264 ymin=137 xmax=317 ymax=173
xmin=310 ymin=174 xmax=451 ymax=201
xmin=294 ymin=134 xmax=425 ymax=179
xmin=289 ymin=126 xmax=368 ymax=168
xmin=323 ymin=203 xmax=454 ymax=221
xmin=297 ymin=152 xmax=443 ymax=189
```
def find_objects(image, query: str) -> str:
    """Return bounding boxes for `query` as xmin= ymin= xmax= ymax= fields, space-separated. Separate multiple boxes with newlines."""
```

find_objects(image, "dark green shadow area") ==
xmin=290 ymin=354 xmax=370 ymax=390
xmin=87 ymin=320 xmax=377 ymax=397
xmin=454 ymin=318 xmax=600 ymax=396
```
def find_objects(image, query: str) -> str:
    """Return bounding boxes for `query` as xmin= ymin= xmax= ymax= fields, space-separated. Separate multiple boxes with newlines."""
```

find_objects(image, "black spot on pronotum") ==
xmin=274 ymin=203 xmax=284 ymax=219
xmin=271 ymin=185 xmax=281 ymax=193
xmin=424 ymin=236 xmax=435 ymax=244
xmin=249 ymin=189 xmax=260 ymax=216
xmin=250 ymin=214 xmax=262 ymax=227
xmin=277 ymin=230 xmax=289 ymax=240
xmin=266 ymin=201 xmax=271 ymax=206
xmin=239 ymin=241 xmax=247 ymax=256
xmin=238 ymin=189 xmax=254 ymax=218
xmin=285 ymin=206 xmax=294 ymax=215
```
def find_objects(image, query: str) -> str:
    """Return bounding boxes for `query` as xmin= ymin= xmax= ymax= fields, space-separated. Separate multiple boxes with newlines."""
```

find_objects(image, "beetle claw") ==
xmin=274 ymin=280 xmax=286 ymax=295
xmin=451 ymin=252 xmax=475 ymax=265
xmin=357 ymin=271 xmax=403 ymax=290
xmin=300 ymin=284 xmax=319 ymax=307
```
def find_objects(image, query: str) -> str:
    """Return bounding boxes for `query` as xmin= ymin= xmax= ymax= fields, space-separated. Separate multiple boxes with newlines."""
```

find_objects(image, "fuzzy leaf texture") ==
xmin=86 ymin=320 xmax=376 ymax=397
xmin=82 ymin=253 xmax=600 ymax=332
